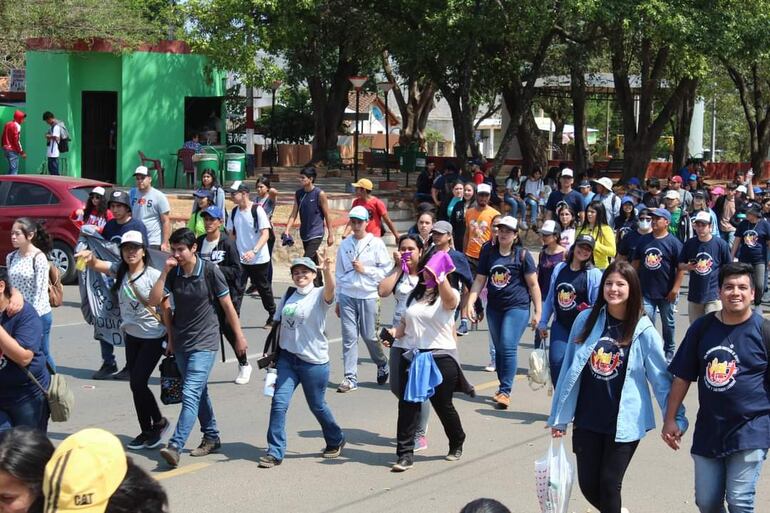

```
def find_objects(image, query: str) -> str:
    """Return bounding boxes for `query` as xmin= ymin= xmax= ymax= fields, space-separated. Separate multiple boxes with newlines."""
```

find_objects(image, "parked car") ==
xmin=0 ymin=175 xmax=112 ymax=284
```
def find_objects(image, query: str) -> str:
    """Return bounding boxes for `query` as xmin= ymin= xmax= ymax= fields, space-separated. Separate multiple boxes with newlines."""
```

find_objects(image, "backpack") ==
xmin=56 ymin=122 xmax=70 ymax=153
xmin=229 ymin=203 xmax=266 ymax=238
xmin=11 ymin=251 xmax=63 ymax=308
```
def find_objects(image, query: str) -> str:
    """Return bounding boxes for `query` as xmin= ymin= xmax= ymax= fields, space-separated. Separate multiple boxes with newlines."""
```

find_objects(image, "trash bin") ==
xmin=224 ymin=145 xmax=246 ymax=183
xmin=195 ymin=154 xmax=220 ymax=182
xmin=401 ymin=145 xmax=418 ymax=173
xmin=415 ymin=151 xmax=427 ymax=173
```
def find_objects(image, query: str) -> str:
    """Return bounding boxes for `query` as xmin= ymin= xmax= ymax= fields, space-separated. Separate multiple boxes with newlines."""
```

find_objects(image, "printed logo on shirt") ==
xmin=208 ymin=250 xmax=225 ymax=264
xmin=0 ymin=350 xmax=6 ymax=370
xmin=703 ymin=346 xmax=739 ymax=392
xmin=470 ymin=219 xmax=490 ymax=247
xmin=743 ymin=230 xmax=759 ymax=248
xmin=281 ymin=302 xmax=301 ymax=329
xmin=488 ymin=265 xmax=512 ymax=289
xmin=556 ymin=282 xmax=577 ymax=310
xmin=136 ymin=198 xmax=153 ymax=208
xmin=589 ymin=338 xmax=624 ymax=380
xmin=692 ymin=252 xmax=715 ymax=276
xmin=618 ymin=226 xmax=632 ymax=240
xmin=643 ymin=247 xmax=664 ymax=270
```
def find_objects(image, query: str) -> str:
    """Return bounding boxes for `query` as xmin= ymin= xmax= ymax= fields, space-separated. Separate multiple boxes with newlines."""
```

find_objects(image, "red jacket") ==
xmin=1 ymin=110 xmax=25 ymax=153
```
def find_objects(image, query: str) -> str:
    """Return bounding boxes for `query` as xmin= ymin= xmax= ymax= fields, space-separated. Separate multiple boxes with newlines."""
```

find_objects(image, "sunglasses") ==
xmin=639 ymin=217 xmax=652 ymax=221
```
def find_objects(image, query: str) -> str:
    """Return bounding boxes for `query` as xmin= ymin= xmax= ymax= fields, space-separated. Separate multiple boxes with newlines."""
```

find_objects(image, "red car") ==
xmin=0 ymin=175 xmax=112 ymax=284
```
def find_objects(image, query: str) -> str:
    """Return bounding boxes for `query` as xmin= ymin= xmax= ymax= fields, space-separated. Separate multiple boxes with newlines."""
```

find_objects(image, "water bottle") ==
xmin=263 ymin=368 xmax=277 ymax=397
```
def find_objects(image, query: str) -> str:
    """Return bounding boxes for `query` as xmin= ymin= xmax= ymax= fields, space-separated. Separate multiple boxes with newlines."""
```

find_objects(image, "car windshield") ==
xmin=70 ymin=187 xmax=92 ymax=204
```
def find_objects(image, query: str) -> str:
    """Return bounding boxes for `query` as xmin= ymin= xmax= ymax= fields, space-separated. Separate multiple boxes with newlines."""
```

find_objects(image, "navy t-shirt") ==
xmin=735 ymin=219 xmax=770 ymax=264
xmin=101 ymin=218 xmax=149 ymax=245
xmin=546 ymin=189 xmax=583 ymax=216
xmin=0 ymin=302 xmax=47 ymax=407
xmin=633 ymin=233 xmax=683 ymax=300
xmin=574 ymin=315 xmax=628 ymax=434
xmin=679 ymin=236 xmax=732 ymax=303
xmin=477 ymin=244 xmax=537 ymax=310
xmin=553 ymin=266 xmax=589 ymax=328
xmin=617 ymin=229 xmax=646 ymax=259
xmin=669 ymin=313 xmax=770 ymax=458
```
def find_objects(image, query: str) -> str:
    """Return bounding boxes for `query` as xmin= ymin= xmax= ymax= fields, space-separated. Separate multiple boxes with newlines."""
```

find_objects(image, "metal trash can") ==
xmin=194 ymin=154 xmax=220 ymax=180
xmin=224 ymin=145 xmax=246 ymax=183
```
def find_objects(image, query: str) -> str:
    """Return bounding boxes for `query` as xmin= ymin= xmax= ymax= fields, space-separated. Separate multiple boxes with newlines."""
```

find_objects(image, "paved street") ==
xmin=47 ymin=281 xmax=769 ymax=513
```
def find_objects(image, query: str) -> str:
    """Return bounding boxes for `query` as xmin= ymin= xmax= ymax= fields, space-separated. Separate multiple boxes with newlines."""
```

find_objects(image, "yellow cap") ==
xmin=351 ymin=178 xmax=374 ymax=191
xmin=43 ymin=429 xmax=128 ymax=513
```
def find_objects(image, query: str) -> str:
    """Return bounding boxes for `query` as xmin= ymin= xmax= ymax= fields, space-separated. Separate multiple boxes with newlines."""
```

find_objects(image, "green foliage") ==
xmin=424 ymin=127 xmax=444 ymax=146
xmin=255 ymin=87 xmax=315 ymax=144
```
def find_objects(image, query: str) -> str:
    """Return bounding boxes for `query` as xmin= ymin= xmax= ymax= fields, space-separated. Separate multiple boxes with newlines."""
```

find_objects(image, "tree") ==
xmin=255 ymin=87 xmax=315 ymax=144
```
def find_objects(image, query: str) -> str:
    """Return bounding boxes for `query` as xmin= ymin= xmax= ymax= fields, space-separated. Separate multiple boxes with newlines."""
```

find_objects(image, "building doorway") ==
xmin=81 ymin=91 xmax=117 ymax=183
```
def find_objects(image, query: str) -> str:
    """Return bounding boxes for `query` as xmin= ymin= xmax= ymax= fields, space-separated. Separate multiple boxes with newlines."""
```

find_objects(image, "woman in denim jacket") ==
xmin=547 ymin=260 xmax=688 ymax=513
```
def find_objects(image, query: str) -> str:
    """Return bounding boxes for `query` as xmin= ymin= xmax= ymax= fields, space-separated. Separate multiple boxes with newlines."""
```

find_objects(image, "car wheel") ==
xmin=51 ymin=241 xmax=76 ymax=285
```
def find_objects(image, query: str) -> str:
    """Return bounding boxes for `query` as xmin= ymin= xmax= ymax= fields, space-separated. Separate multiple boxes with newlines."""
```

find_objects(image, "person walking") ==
xmin=591 ymin=177 xmax=621 ymax=226
xmin=556 ymin=203 xmax=577 ymax=251
xmin=42 ymin=111 xmax=62 ymax=176
xmin=130 ymin=166 xmax=171 ymax=251
xmin=345 ymin=178 xmax=400 ymax=239
xmin=548 ymin=261 xmax=688 ymax=513
xmin=259 ymin=252 xmax=346 ymax=468
xmin=731 ymin=203 xmax=770 ymax=307
xmin=534 ymin=220 xmax=566 ymax=350
xmin=545 ymin=168 xmax=583 ymax=222
xmin=538 ymin=234 xmax=602 ymax=385
xmin=2 ymin=110 xmax=26 ymax=175
xmin=191 ymin=169 xmax=226 ymax=218
xmin=467 ymin=216 xmax=541 ymax=410
xmin=616 ymin=208 xmax=653 ymax=262
xmin=73 ymin=186 xmax=113 ymax=232
xmin=715 ymin=183 xmax=742 ymax=247
xmin=632 ymin=208 xmax=684 ymax=361
xmin=664 ymin=262 xmax=769 ymax=513
xmin=226 ymin=181 xmax=276 ymax=327
xmin=75 ymin=231 xmax=172 ymax=450
xmin=577 ymin=200 xmax=616 ymax=270
xmin=255 ymin=176 xmax=278 ymax=282
xmin=449 ymin=182 xmax=475 ymax=252
xmin=464 ymin=183 xmax=500 ymax=273
xmin=335 ymin=206 xmax=392 ymax=393
xmin=149 ymin=228 xmax=249 ymax=468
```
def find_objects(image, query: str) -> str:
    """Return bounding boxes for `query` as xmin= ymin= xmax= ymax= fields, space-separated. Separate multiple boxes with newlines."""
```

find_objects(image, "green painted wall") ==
xmin=24 ymin=48 xmax=224 ymax=185
xmin=0 ymin=104 xmax=23 ymax=174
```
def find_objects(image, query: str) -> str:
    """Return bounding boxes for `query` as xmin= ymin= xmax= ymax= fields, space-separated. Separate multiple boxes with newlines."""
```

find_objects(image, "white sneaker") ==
xmin=484 ymin=362 xmax=496 ymax=372
xmin=620 ymin=508 xmax=630 ymax=513
xmin=235 ymin=363 xmax=253 ymax=385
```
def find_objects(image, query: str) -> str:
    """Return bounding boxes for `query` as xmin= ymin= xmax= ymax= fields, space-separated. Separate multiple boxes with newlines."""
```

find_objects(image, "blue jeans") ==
xmin=548 ymin=321 xmax=570 ymax=386
xmin=266 ymin=351 xmax=344 ymax=460
xmin=720 ymin=230 xmax=736 ymax=249
xmin=100 ymin=340 xmax=117 ymax=366
xmin=524 ymin=197 xmax=539 ymax=226
xmin=643 ymin=297 xmax=676 ymax=359
xmin=338 ymin=294 xmax=387 ymax=382
xmin=504 ymin=194 xmax=525 ymax=218
xmin=4 ymin=149 xmax=19 ymax=175
xmin=47 ymin=157 xmax=59 ymax=175
xmin=169 ymin=350 xmax=219 ymax=449
xmin=39 ymin=312 xmax=55 ymax=372
xmin=693 ymin=448 xmax=767 ymax=513
xmin=486 ymin=307 xmax=529 ymax=395
xmin=0 ymin=393 xmax=49 ymax=433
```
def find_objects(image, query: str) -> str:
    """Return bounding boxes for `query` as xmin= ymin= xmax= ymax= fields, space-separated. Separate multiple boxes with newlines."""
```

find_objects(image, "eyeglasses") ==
xmin=638 ymin=217 xmax=652 ymax=221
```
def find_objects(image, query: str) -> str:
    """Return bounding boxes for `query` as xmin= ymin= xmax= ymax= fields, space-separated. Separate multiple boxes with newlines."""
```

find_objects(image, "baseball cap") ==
xmin=497 ymin=216 xmax=518 ymax=231
xmin=229 ymin=180 xmax=249 ymax=193
xmin=650 ymin=208 xmax=672 ymax=222
xmin=107 ymin=190 xmax=130 ymax=208
xmin=119 ymin=230 xmax=145 ymax=247
xmin=43 ymin=428 xmax=128 ymax=513
xmin=711 ymin=186 xmax=725 ymax=195
xmin=664 ymin=190 xmax=680 ymax=200
xmin=689 ymin=174 xmax=698 ymax=181
xmin=202 ymin=205 xmax=224 ymax=219
xmin=540 ymin=219 xmax=558 ymax=235
xmin=737 ymin=185 xmax=748 ymax=194
xmin=578 ymin=180 xmax=591 ymax=189
xmin=692 ymin=211 xmax=712 ymax=224
xmin=754 ymin=186 xmax=764 ymax=194
xmin=90 ymin=186 xmax=106 ymax=197
xmin=692 ymin=190 xmax=706 ymax=199
xmin=746 ymin=204 xmax=762 ymax=217
xmin=476 ymin=183 xmax=492 ymax=195
xmin=574 ymin=234 xmax=596 ymax=249
xmin=431 ymin=220 xmax=453 ymax=235
xmin=193 ymin=188 xmax=214 ymax=199
xmin=670 ymin=176 xmax=683 ymax=184
xmin=560 ymin=168 xmax=574 ymax=178
xmin=621 ymin=195 xmax=634 ymax=205
xmin=628 ymin=177 xmax=641 ymax=186
xmin=290 ymin=257 xmax=318 ymax=273
xmin=351 ymin=178 xmax=374 ymax=191
xmin=592 ymin=177 xmax=613 ymax=191
xmin=133 ymin=165 xmax=149 ymax=177
xmin=349 ymin=205 xmax=369 ymax=221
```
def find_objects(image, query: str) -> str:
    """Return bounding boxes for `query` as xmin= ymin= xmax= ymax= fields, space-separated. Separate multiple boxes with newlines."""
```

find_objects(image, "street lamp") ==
xmin=349 ymin=75 xmax=367 ymax=182
xmin=377 ymin=81 xmax=395 ymax=182
xmin=269 ymin=80 xmax=282 ymax=175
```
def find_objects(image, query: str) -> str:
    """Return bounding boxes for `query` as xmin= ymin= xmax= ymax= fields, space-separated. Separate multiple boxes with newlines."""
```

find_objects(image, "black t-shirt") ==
xmin=642 ymin=191 xmax=661 ymax=209
xmin=574 ymin=315 xmax=628 ymax=434
xmin=553 ymin=266 xmax=589 ymax=328
xmin=669 ymin=313 xmax=770 ymax=458
xmin=617 ymin=229 xmax=646 ymax=259
xmin=633 ymin=233 xmax=683 ymax=300
xmin=735 ymin=219 xmax=770 ymax=264
xmin=546 ymin=189 xmax=583 ymax=215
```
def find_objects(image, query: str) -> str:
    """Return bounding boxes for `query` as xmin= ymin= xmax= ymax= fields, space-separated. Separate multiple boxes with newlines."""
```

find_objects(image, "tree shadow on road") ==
xmin=297 ymin=428 xmax=394 ymax=449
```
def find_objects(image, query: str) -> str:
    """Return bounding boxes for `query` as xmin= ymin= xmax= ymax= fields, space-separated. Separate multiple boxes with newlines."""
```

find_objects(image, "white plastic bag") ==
xmin=529 ymin=336 xmax=551 ymax=392
xmin=534 ymin=439 xmax=575 ymax=513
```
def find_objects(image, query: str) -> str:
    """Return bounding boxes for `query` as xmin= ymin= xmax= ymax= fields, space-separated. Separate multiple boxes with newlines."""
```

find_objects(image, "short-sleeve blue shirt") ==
xmin=679 ymin=236 xmax=732 ymax=303
xmin=735 ymin=219 xmax=770 ymax=264
xmin=0 ymin=302 xmax=47 ymax=407
xmin=633 ymin=233 xmax=683 ymax=300
xmin=477 ymin=244 xmax=537 ymax=310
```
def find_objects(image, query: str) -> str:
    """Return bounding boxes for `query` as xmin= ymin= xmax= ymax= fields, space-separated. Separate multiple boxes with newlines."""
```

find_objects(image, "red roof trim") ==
xmin=26 ymin=38 xmax=191 ymax=54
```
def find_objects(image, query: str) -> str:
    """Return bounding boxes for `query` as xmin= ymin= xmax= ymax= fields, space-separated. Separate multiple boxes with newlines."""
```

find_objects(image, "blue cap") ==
xmin=689 ymin=174 xmax=698 ymax=181
xmin=650 ymin=208 xmax=672 ymax=222
xmin=201 ymin=206 xmax=223 ymax=219
xmin=193 ymin=188 xmax=214 ymax=199
xmin=754 ymin=186 xmax=763 ymax=194
xmin=621 ymin=195 xmax=634 ymax=204
xmin=628 ymin=177 xmax=640 ymax=185
xmin=290 ymin=257 xmax=317 ymax=273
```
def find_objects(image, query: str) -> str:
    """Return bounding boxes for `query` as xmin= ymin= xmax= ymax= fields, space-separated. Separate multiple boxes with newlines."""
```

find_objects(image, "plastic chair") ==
xmin=138 ymin=151 xmax=165 ymax=188
xmin=175 ymin=148 xmax=197 ymax=188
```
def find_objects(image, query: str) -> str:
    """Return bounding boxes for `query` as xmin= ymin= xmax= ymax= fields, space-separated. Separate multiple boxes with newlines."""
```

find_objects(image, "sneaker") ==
xmin=112 ymin=366 xmax=130 ymax=381
xmin=414 ymin=436 xmax=428 ymax=452
xmin=190 ymin=437 xmax=221 ymax=457
xmin=337 ymin=378 xmax=358 ymax=393
xmin=446 ymin=446 xmax=463 ymax=461
xmin=391 ymin=456 xmax=414 ymax=472
xmin=258 ymin=455 xmax=282 ymax=468
xmin=235 ymin=363 xmax=253 ymax=385
xmin=264 ymin=317 xmax=274 ymax=329
xmin=145 ymin=418 xmax=171 ymax=449
xmin=160 ymin=445 xmax=180 ymax=468
xmin=92 ymin=362 xmax=118 ymax=380
xmin=495 ymin=392 xmax=510 ymax=410
xmin=520 ymin=221 xmax=529 ymax=230
xmin=484 ymin=362 xmax=496 ymax=372
xmin=322 ymin=438 xmax=346 ymax=459
xmin=126 ymin=433 xmax=149 ymax=450
xmin=620 ymin=508 xmax=630 ymax=513
xmin=457 ymin=319 xmax=469 ymax=336
xmin=376 ymin=365 xmax=389 ymax=386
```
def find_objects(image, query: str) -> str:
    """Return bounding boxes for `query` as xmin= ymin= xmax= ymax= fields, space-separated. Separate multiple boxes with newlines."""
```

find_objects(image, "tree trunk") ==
xmin=308 ymin=60 xmax=356 ymax=164
xmin=724 ymin=62 xmax=770 ymax=179
xmin=671 ymin=80 xmax=698 ymax=170
xmin=623 ymin=138 xmax=657 ymax=181
xmin=570 ymin=62 xmax=590 ymax=174
xmin=381 ymin=51 xmax=436 ymax=149
xmin=519 ymin=109 xmax=549 ymax=172
xmin=442 ymin=86 xmax=478 ymax=165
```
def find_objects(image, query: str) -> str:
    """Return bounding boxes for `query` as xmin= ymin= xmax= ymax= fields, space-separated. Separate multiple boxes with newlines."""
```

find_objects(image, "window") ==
xmin=5 ymin=183 xmax=59 ymax=206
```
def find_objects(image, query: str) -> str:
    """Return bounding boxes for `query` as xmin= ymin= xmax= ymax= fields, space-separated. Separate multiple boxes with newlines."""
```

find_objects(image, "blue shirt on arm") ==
xmin=0 ymin=302 xmax=47 ymax=407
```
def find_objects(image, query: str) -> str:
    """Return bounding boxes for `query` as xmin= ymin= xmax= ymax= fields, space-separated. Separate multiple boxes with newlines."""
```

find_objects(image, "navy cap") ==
xmin=574 ymin=234 xmax=595 ymax=249
xmin=201 ymin=206 xmax=224 ymax=219
xmin=193 ymin=188 xmax=214 ymax=199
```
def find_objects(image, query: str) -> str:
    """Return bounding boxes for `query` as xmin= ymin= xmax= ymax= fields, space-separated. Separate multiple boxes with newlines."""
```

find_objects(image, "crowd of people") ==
xmin=0 ymin=159 xmax=768 ymax=513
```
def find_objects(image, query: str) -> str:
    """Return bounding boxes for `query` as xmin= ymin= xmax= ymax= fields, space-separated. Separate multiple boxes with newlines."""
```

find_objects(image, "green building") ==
xmin=21 ymin=39 xmax=225 ymax=185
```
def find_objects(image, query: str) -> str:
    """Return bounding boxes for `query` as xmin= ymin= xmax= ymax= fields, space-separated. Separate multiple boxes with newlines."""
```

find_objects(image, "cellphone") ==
xmin=379 ymin=327 xmax=395 ymax=344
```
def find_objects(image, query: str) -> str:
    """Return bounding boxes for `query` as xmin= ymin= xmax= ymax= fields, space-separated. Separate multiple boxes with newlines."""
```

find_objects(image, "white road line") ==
xmin=53 ymin=321 xmax=88 ymax=328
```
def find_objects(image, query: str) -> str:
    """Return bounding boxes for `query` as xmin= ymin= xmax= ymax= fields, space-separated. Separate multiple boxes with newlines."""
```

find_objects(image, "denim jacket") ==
xmin=538 ymin=262 xmax=603 ymax=331
xmin=547 ymin=307 xmax=688 ymax=442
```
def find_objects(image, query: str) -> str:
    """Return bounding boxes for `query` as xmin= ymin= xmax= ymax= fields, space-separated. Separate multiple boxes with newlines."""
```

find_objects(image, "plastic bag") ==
xmin=535 ymin=439 xmax=575 ymax=513
xmin=159 ymin=356 xmax=183 ymax=405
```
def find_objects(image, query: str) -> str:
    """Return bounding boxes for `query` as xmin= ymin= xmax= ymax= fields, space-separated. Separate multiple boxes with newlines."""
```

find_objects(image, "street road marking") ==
xmin=53 ymin=321 xmax=88 ymax=328
xmin=155 ymin=462 xmax=212 ymax=481
xmin=473 ymin=375 xmax=525 ymax=392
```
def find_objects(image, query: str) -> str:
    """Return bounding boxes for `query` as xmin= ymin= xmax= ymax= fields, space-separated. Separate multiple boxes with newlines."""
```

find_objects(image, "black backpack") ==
xmin=229 ymin=203 xmax=266 ymax=237
xmin=56 ymin=122 xmax=70 ymax=153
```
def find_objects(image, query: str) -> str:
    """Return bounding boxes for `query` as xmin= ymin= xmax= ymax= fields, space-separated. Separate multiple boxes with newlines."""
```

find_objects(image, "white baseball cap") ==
xmin=497 ymin=216 xmax=518 ymax=231
xmin=134 ymin=165 xmax=149 ymax=176
xmin=90 ymin=186 xmax=106 ymax=196
xmin=737 ymin=185 xmax=748 ymax=194
xmin=692 ymin=211 xmax=712 ymax=224
xmin=349 ymin=205 xmax=370 ymax=221
xmin=476 ymin=183 xmax=492 ymax=195
xmin=664 ymin=190 xmax=680 ymax=200
xmin=540 ymin=219 xmax=558 ymax=235
xmin=592 ymin=177 xmax=613 ymax=191
xmin=119 ymin=230 xmax=145 ymax=247
xmin=560 ymin=168 xmax=574 ymax=178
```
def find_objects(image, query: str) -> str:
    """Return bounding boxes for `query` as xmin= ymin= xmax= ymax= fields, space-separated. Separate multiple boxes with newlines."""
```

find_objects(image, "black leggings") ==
xmin=219 ymin=292 xmax=248 ymax=365
xmin=240 ymin=263 xmax=276 ymax=318
xmin=125 ymin=334 xmax=165 ymax=433
xmin=572 ymin=428 xmax=639 ymax=513
xmin=303 ymin=237 xmax=324 ymax=287
xmin=396 ymin=351 xmax=465 ymax=457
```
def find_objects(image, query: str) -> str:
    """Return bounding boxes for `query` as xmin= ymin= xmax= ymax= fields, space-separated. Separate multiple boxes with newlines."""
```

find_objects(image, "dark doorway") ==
xmin=81 ymin=91 xmax=117 ymax=183
xmin=184 ymin=97 xmax=224 ymax=144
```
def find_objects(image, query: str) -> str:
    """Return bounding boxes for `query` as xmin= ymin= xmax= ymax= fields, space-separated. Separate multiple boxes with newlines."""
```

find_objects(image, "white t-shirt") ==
xmin=391 ymin=273 xmax=418 ymax=326
xmin=110 ymin=264 xmax=166 ymax=339
xmin=226 ymin=203 xmax=270 ymax=265
xmin=47 ymin=124 xmax=61 ymax=158
xmin=276 ymin=287 xmax=333 ymax=364
xmin=394 ymin=288 xmax=459 ymax=350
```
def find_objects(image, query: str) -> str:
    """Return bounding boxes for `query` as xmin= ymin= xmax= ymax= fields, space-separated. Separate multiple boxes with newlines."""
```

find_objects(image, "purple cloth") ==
xmin=423 ymin=251 xmax=455 ymax=288
xmin=400 ymin=251 xmax=412 ymax=275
